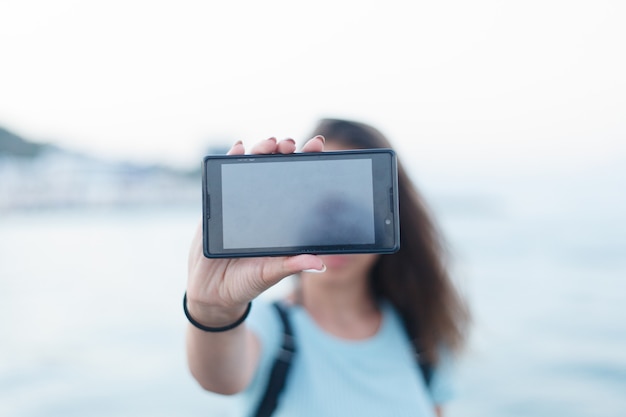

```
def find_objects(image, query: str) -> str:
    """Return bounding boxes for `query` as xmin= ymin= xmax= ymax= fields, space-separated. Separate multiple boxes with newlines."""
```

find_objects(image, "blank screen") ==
xmin=221 ymin=159 xmax=375 ymax=249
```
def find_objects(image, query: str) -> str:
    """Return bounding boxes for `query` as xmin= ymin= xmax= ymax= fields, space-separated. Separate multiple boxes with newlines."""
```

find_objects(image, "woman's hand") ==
xmin=186 ymin=136 xmax=327 ymax=327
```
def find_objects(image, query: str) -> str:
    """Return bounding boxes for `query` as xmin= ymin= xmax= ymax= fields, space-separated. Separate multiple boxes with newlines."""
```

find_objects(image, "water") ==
xmin=1 ymin=169 xmax=625 ymax=416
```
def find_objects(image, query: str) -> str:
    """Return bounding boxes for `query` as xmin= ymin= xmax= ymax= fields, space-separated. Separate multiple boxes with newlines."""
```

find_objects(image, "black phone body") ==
xmin=202 ymin=149 xmax=400 ymax=258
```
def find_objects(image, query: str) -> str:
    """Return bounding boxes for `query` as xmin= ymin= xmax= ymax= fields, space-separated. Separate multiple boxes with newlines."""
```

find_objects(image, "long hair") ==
xmin=309 ymin=118 xmax=470 ymax=364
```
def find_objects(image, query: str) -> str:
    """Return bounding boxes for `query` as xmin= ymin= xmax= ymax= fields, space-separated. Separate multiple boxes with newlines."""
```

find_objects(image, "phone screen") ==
xmin=202 ymin=149 xmax=399 ymax=257
xmin=221 ymin=159 xmax=375 ymax=249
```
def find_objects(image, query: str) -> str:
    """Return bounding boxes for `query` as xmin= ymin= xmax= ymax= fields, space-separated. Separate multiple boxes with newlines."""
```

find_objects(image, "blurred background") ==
xmin=1 ymin=1 xmax=625 ymax=416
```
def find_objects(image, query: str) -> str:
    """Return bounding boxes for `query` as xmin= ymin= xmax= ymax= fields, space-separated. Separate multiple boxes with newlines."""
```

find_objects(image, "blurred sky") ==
xmin=1 ymin=0 xmax=625 ymax=176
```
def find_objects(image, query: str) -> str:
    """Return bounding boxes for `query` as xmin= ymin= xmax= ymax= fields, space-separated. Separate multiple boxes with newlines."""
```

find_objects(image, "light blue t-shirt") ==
xmin=240 ymin=298 xmax=455 ymax=417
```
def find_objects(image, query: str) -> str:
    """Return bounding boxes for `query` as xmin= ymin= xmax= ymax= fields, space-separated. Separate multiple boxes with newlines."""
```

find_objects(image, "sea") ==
xmin=1 ymin=164 xmax=625 ymax=417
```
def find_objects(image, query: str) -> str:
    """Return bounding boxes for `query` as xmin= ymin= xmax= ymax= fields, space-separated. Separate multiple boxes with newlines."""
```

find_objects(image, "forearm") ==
xmin=185 ymin=302 xmax=260 ymax=395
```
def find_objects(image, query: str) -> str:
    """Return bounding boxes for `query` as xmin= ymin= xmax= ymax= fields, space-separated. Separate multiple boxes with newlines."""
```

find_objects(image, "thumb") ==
xmin=258 ymin=255 xmax=326 ymax=287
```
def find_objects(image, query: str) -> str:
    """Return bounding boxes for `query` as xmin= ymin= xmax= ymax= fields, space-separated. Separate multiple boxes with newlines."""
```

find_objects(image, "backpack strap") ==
xmin=416 ymin=347 xmax=434 ymax=388
xmin=251 ymin=301 xmax=296 ymax=417
xmin=402 ymin=315 xmax=434 ymax=389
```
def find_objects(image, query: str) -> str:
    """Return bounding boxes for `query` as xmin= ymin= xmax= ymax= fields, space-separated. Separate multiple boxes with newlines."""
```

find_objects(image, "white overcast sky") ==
xmin=1 ymin=0 xmax=624 ymax=177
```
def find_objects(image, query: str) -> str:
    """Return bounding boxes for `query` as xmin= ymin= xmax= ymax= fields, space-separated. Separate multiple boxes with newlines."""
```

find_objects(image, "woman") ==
xmin=185 ymin=119 xmax=470 ymax=416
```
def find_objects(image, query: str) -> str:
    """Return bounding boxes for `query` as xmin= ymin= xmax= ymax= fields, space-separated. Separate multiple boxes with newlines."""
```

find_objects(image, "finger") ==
xmin=276 ymin=138 xmax=296 ymax=154
xmin=260 ymin=255 xmax=326 ymax=287
xmin=250 ymin=137 xmax=278 ymax=155
xmin=300 ymin=135 xmax=325 ymax=153
xmin=227 ymin=140 xmax=245 ymax=155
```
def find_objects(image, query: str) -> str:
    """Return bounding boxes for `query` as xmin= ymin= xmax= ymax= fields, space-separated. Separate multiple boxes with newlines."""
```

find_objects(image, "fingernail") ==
xmin=267 ymin=137 xmax=277 ymax=143
xmin=284 ymin=138 xmax=296 ymax=144
xmin=303 ymin=264 xmax=327 ymax=273
xmin=315 ymin=135 xmax=326 ymax=144
xmin=227 ymin=140 xmax=244 ymax=155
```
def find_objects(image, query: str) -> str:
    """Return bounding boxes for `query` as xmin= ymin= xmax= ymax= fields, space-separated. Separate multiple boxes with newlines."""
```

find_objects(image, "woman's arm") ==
xmin=186 ymin=300 xmax=260 ymax=394
xmin=185 ymin=136 xmax=326 ymax=395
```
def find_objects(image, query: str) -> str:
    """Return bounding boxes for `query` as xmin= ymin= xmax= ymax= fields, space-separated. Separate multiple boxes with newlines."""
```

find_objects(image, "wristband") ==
xmin=183 ymin=292 xmax=252 ymax=332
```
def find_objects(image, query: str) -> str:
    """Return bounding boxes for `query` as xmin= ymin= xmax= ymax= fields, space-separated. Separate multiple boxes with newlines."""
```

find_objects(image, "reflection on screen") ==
xmin=221 ymin=159 xmax=375 ymax=249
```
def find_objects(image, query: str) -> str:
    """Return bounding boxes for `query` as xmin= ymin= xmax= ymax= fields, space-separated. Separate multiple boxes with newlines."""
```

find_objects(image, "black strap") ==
xmin=252 ymin=302 xmax=296 ymax=417
xmin=401 ymin=312 xmax=434 ymax=388
xmin=253 ymin=303 xmax=433 ymax=417
xmin=417 ymin=349 xmax=434 ymax=388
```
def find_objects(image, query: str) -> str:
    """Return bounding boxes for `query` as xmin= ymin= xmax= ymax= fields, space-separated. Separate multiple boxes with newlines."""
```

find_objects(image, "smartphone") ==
xmin=202 ymin=149 xmax=400 ymax=258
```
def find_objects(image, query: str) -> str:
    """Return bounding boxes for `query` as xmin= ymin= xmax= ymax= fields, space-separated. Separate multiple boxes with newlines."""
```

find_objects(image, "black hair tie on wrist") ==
xmin=183 ymin=292 xmax=252 ymax=332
